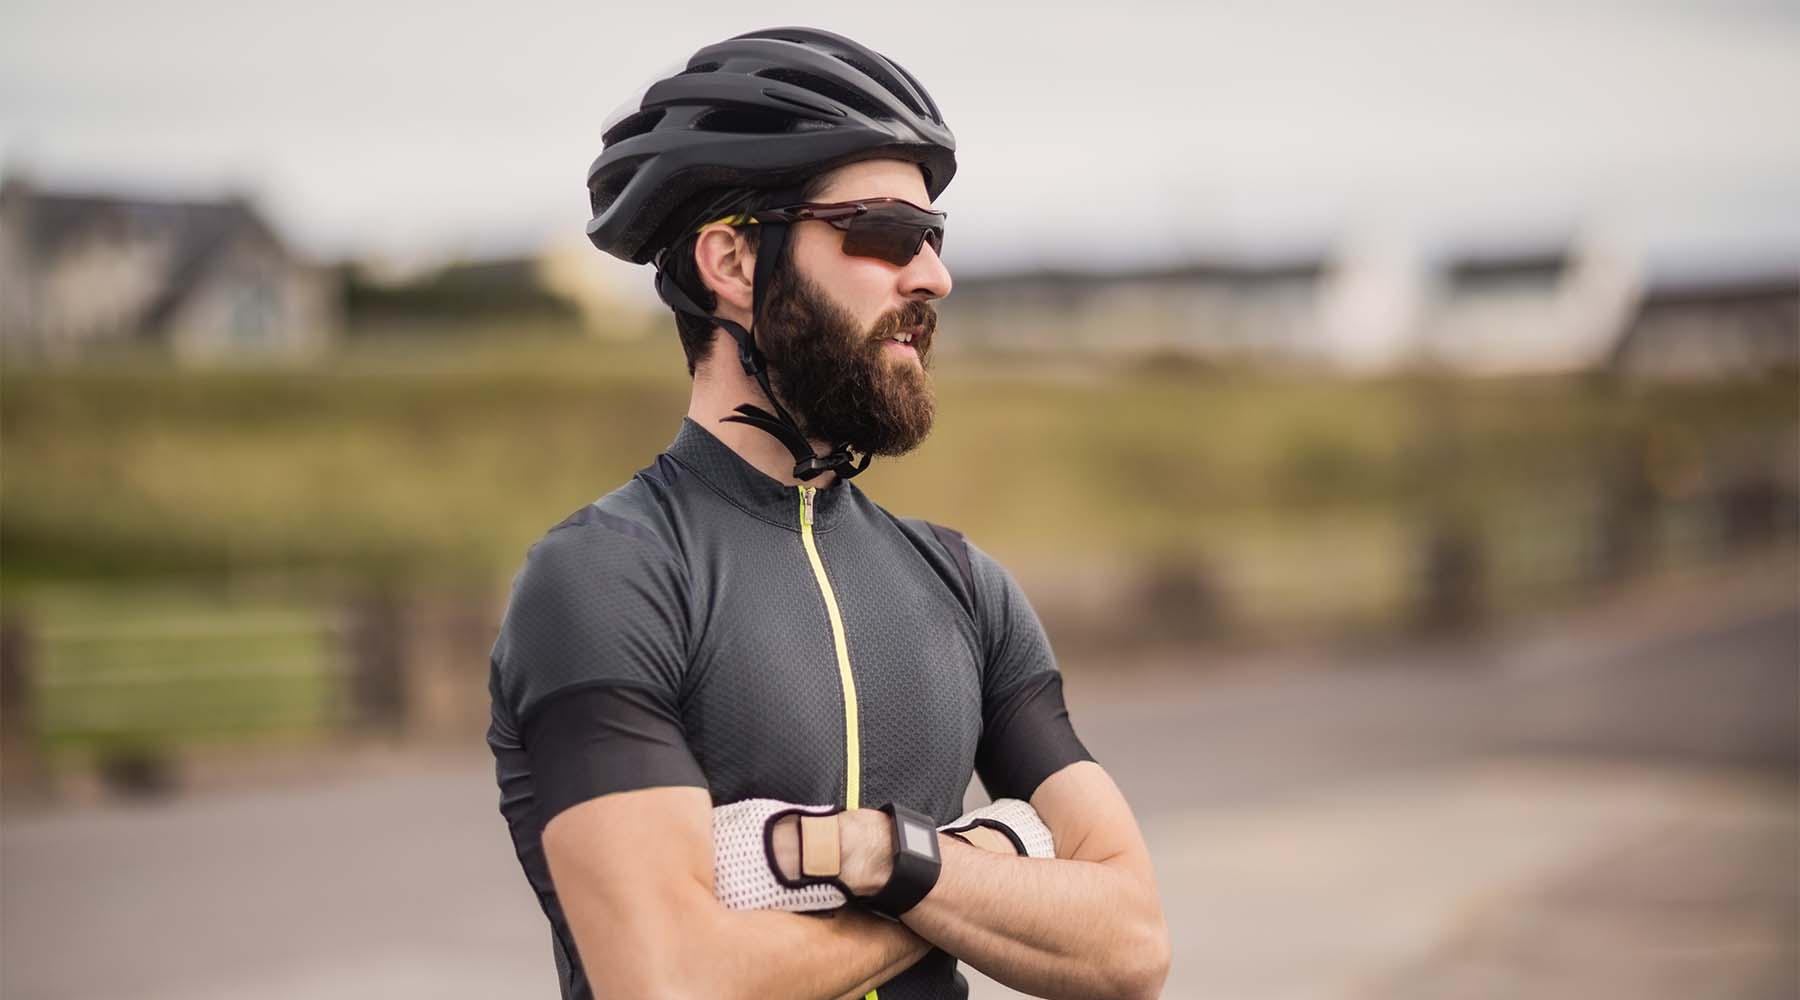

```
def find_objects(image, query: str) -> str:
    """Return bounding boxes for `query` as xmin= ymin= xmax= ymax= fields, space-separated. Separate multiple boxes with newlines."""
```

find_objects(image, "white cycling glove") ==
xmin=710 ymin=796 xmax=1057 ymax=913
xmin=711 ymin=797 xmax=847 ymax=912
xmin=939 ymin=797 xmax=1056 ymax=859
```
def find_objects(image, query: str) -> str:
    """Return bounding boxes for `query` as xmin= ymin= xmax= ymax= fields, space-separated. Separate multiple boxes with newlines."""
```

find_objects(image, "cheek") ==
xmin=789 ymin=229 xmax=901 ymax=329
xmin=837 ymin=260 xmax=905 ymax=326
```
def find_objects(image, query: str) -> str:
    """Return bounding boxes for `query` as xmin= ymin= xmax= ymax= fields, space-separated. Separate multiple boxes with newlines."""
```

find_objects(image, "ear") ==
xmin=694 ymin=224 xmax=756 ymax=321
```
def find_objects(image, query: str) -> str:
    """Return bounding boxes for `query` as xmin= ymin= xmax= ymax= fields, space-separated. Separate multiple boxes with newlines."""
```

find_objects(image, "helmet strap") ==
xmin=652 ymin=222 xmax=871 ymax=483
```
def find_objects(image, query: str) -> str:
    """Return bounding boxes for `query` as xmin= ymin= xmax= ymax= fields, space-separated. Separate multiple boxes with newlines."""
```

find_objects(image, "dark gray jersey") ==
xmin=488 ymin=417 xmax=1093 ymax=1000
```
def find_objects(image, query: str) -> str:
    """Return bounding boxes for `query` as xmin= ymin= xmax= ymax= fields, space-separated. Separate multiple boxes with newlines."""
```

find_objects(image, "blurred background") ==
xmin=1 ymin=2 xmax=1795 ymax=998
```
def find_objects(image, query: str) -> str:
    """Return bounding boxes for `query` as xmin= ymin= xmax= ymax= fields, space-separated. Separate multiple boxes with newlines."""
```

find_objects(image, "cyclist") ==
xmin=487 ymin=26 xmax=1170 ymax=1000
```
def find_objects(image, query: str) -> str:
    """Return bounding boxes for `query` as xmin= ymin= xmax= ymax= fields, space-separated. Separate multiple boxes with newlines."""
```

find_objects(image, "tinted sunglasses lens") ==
xmin=840 ymin=206 xmax=945 ymax=265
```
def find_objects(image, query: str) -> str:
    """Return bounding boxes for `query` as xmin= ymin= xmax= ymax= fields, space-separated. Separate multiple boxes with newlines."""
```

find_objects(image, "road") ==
xmin=4 ymin=560 xmax=1794 ymax=999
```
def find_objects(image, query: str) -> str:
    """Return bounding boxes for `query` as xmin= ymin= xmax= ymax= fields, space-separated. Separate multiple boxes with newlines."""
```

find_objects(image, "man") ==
xmin=487 ymin=26 xmax=1170 ymax=1000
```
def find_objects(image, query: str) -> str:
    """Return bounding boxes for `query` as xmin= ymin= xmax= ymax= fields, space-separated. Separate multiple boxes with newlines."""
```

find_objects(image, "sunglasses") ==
xmin=706 ymin=197 xmax=947 ymax=267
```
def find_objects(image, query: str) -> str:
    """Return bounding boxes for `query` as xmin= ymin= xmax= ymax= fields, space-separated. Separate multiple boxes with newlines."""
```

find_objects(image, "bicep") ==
xmin=1032 ymin=760 xmax=1155 ymax=882
xmin=542 ymin=785 xmax=721 ymax=993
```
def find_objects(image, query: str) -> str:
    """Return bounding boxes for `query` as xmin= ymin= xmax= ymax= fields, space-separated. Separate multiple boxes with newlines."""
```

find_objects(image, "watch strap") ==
xmin=857 ymin=802 xmax=942 ymax=920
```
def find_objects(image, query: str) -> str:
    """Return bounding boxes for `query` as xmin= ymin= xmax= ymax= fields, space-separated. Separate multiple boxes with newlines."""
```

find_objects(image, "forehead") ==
xmin=810 ymin=158 xmax=932 ymax=206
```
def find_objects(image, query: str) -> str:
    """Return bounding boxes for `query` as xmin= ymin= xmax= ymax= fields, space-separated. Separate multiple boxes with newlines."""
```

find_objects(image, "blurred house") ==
xmin=1608 ymin=270 xmax=1800 ymax=379
xmin=941 ymin=237 xmax=1797 ymax=377
xmin=0 ymin=178 xmax=338 ymax=363
xmin=941 ymin=257 xmax=1325 ymax=362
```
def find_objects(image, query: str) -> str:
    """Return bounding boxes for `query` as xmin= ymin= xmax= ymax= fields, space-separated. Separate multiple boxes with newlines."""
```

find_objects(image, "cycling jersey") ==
xmin=487 ymin=416 xmax=1094 ymax=1000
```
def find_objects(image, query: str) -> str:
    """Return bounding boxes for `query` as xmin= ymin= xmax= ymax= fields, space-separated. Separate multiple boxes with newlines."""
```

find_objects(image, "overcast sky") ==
xmin=4 ymin=0 xmax=1798 ymax=287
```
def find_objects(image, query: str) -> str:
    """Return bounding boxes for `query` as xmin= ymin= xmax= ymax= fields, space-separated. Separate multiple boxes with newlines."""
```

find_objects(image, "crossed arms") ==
xmin=542 ymin=758 xmax=1170 ymax=1000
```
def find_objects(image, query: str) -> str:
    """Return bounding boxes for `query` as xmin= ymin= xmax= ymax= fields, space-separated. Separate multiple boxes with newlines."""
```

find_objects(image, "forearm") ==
xmin=553 ymin=816 xmax=930 ymax=1000
xmin=688 ymin=904 xmax=932 ymax=1000
xmin=921 ymin=835 xmax=1163 ymax=1000
xmin=567 ymin=896 xmax=927 ymax=1000
xmin=837 ymin=815 xmax=1165 ymax=1000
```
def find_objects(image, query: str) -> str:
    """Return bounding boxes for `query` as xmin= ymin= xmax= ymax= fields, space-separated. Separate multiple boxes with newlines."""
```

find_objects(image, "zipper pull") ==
xmin=800 ymin=485 xmax=815 ymax=527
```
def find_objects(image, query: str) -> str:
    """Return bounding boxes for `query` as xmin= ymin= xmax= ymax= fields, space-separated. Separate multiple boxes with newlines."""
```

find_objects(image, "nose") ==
xmin=900 ymin=240 xmax=952 ymax=301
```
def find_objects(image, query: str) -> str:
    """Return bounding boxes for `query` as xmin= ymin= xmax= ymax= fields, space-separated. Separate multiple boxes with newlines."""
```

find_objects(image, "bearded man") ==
xmin=486 ymin=26 xmax=1170 ymax=1000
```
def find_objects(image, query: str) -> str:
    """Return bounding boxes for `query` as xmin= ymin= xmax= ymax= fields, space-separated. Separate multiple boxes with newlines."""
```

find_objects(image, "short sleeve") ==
xmin=491 ymin=507 xmax=707 ymax=823
xmin=966 ymin=538 xmax=1096 ymax=802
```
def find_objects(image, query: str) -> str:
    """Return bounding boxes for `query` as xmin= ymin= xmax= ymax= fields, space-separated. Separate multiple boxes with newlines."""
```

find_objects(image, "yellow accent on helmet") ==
xmin=698 ymin=212 xmax=760 ymax=229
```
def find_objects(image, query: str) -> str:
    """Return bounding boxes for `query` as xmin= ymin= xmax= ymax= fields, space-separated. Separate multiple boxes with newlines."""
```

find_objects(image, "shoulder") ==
xmin=497 ymin=476 xmax=695 ymax=654
xmin=522 ymin=476 xmax=684 ymax=578
xmin=492 ymin=486 xmax=695 ymax=721
xmin=902 ymin=522 xmax=1024 ymax=604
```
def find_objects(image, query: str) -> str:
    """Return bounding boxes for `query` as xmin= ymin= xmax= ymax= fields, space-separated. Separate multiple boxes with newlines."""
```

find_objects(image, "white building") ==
xmin=938 ymin=235 xmax=1797 ymax=377
xmin=0 ymin=179 xmax=338 ymax=364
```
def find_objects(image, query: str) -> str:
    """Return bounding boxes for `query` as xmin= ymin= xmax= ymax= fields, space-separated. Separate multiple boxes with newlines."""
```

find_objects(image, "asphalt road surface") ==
xmin=4 ymin=562 xmax=1794 ymax=1000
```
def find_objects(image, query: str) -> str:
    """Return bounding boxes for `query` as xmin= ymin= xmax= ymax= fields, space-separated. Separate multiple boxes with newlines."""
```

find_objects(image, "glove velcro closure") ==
xmin=762 ymin=805 xmax=855 ymax=895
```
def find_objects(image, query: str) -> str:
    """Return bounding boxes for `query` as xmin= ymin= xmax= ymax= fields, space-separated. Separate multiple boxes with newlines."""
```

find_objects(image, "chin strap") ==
xmin=653 ymin=221 xmax=870 ymax=483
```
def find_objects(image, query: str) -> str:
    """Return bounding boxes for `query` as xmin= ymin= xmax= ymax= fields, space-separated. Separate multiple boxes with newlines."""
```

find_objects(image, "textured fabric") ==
xmin=486 ymin=416 xmax=1096 ymax=1000
xmin=712 ymin=798 xmax=847 ymax=911
xmin=940 ymin=798 xmax=1057 ymax=859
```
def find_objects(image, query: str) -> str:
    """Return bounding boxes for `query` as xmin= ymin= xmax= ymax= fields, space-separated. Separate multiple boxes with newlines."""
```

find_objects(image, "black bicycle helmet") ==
xmin=585 ymin=27 xmax=955 ymax=482
xmin=586 ymin=26 xmax=957 ymax=265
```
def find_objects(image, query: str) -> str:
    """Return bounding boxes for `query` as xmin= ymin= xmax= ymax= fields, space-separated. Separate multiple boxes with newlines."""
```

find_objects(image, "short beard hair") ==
xmin=757 ymin=263 xmax=939 ymax=458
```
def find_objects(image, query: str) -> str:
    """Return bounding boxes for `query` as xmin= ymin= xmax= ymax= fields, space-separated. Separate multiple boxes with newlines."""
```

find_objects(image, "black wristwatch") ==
xmin=854 ymin=802 xmax=942 ymax=921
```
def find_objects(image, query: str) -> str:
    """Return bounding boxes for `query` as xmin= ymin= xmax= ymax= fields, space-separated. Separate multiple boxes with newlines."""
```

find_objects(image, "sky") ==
xmin=4 ymin=0 xmax=1798 ymax=291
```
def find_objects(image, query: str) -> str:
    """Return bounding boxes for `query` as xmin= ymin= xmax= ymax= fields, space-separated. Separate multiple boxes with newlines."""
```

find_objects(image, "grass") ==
xmin=8 ymin=582 xmax=341 ymax=759
xmin=2 ymin=330 xmax=1793 ymax=755
xmin=4 ymin=331 xmax=1791 ymax=582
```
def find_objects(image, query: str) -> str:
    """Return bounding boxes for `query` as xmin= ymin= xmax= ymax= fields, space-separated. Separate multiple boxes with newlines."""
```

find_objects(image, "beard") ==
xmin=756 ymin=264 xmax=938 ymax=458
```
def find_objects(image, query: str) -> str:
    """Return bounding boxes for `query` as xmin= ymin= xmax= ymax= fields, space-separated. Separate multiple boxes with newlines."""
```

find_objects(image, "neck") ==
xmin=687 ymin=352 xmax=840 ymax=490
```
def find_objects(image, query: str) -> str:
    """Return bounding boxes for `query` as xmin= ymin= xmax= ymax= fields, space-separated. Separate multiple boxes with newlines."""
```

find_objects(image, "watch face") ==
xmin=899 ymin=818 xmax=939 ymax=860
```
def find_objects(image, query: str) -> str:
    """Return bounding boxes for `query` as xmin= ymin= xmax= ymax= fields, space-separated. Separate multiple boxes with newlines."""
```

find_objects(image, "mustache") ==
xmin=867 ymin=299 xmax=938 ymax=356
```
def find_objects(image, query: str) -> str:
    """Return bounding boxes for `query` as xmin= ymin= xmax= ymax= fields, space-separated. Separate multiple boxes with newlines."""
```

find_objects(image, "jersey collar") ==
xmin=665 ymin=417 xmax=851 ymax=532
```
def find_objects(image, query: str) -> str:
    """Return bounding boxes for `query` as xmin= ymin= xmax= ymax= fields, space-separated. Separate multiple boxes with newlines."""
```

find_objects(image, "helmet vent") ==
xmin=602 ymin=109 xmax=666 ymax=146
xmin=589 ymin=167 xmax=636 ymax=216
xmin=679 ymin=61 xmax=722 ymax=75
xmin=692 ymin=107 xmax=797 ymax=134
xmin=755 ymin=67 xmax=890 ymax=120
xmin=831 ymin=53 xmax=928 ymax=119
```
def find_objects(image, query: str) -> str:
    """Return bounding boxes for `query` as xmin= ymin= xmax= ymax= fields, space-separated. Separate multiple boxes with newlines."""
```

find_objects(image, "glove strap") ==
xmin=763 ymin=805 xmax=848 ymax=890
xmin=942 ymin=820 xmax=1024 ymax=856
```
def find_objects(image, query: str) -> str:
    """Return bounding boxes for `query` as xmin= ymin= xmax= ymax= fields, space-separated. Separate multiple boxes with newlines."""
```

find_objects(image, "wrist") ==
xmin=839 ymin=807 xmax=896 ymax=896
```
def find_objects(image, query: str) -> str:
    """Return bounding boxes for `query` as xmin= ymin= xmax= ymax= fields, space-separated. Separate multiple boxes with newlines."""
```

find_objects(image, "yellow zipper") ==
xmin=798 ymin=484 xmax=863 ymax=811
xmin=798 ymin=485 xmax=879 ymax=1000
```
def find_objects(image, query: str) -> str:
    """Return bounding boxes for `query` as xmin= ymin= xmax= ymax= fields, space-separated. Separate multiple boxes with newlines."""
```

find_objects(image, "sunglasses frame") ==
xmin=705 ymin=197 xmax=947 ymax=266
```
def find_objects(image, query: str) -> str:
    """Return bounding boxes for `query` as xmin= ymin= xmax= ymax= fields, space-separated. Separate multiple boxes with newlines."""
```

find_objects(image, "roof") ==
xmin=3 ymin=178 xmax=289 ymax=329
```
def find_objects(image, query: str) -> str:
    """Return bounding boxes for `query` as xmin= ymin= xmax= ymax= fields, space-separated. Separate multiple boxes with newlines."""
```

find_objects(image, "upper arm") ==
xmin=494 ymin=512 xmax=708 ymax=820
xmin=964 ymin=538 xmax=1097 ymax=804
xmin=495 ymin=512 xmax=723 ymax=992
xmin=542 ymin=785 xmax=722 ymax=996
xmin=1031 ymin=761 xmax=1154 ymax=880
xmin=493 ymin=510 xmax=692 ymax=730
